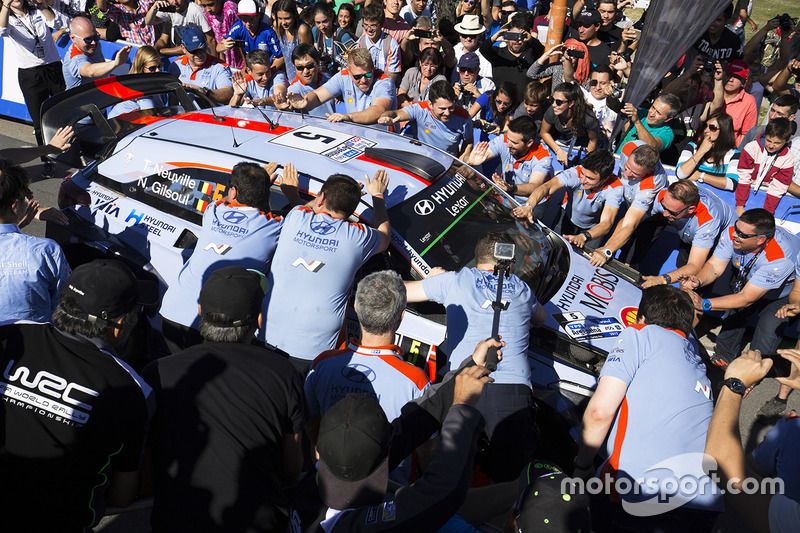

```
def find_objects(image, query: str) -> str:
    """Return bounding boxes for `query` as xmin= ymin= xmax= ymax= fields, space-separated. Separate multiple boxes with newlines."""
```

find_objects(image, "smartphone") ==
xmin=762 ymin=353 xmax=794 ymax=379
xmin=160 ymin=4 xmax=177 ymax=11
xmin=232 ymin=40 xmax=247 ymax=49
xmin=504 ymin=31 xmax=524 ymax=42
xmin=414 ymin=29 xmax=432 ymax=38
xmin=566 ymin=49 xmax=585 ymax=59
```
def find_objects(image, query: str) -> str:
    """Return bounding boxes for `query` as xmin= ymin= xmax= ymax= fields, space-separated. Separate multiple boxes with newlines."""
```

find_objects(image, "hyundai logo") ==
xmin=414 ymin=199 xmax=435 ymax=216
xmin=341 ymin=364 xmax=376 ymax=384
xmin=310 ymin=220 xmax=336 ymax=235
xmin=222 ymin=211 xmax=247 ymax=224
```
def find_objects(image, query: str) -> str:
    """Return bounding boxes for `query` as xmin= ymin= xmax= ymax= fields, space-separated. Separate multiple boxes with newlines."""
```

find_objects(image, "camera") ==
xmin=699 ymin=56 xmax=715 ymax=74
xmin=493 ymin=242 xmax=515 ymax=262
xmin=159 ymin=4 xmax=177 ymax=12
xmin=772 ymin=13 xmax=796 ymax=31
xmin=566 ymin=48 xmax=585 ymax=59
xmin=480 ymin=121 xmax=497 ymax=133
xmin=504 ymin=31 xmax=524 ymax=42
xmin=414 ymin=29 xmax=432 ymax=38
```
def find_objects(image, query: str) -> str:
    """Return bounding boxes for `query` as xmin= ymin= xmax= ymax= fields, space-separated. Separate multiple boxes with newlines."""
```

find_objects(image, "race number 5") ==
xmin=293 ymin=132 xmax=336 ymax=144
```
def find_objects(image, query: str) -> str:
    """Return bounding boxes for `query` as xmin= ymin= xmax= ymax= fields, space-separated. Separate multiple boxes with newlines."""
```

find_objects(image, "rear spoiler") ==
xmin=40 ymin=73 xmax=198 ymax=166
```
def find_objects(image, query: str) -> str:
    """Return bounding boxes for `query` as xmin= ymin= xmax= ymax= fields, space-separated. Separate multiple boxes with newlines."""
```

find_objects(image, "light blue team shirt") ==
xmin=159 ymin=201 xmax=283 ymax=328
xmin=752 ymin=414 xmax=800 ymax=503
xmin=421 ymin=268 xmax=538 ymax=385
xmin=243 ymin=70 xmax=288 ymax=107
xmin=0 ymin=224 xmax=70 ymax=323
xmin=321 ymin=69 xmax=397 ymax=115
xmin=357 ymin=31 xmax=401 ymax=75
xmin=617 ymin=140 xmax=668 ymax=212
xmin=168 ymin=55 xmax=232 ymax=91
xmin=261 ymin=206 xmax=382 ymax=360
xmin=62 ymin=43 xmax=106 ymax=89
xmin=224 ymin=20 xmax=283 ymax=61
xmin=487 ymin=134 xmax=553 ymax=204
xmin=599 ymin=324 xmax=723 ymax=511
xmin=712 ymin=225 xmax=800 ymax=299
xmin=650 ymin=187 xmax=737 ymax=249
xmin=404 ymin=101 xmax=473 ymax=156
xmin=557 ymin=166 xmax=624 ymax=230
xmin=304 ymin=341 xmax=430 ymax=421
xmin=287 ymin=72 xmax=335 ymax=118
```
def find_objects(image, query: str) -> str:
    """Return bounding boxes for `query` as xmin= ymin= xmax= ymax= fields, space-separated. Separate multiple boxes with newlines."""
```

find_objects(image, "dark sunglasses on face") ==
xmin=295 ymin=62 xmax=316 ymax=71
xmin=733 ymin=224 xmax=770 ymax=240
xmin=552 ymin=98 xmax=571 ymax=106
xmin=189 ymin=48 xmax=207 ymax=55
xmin=459 ymin=67 xmax=476 ymax=73
xmin=351 ymin=71 xmax=374 ymax=80
xmin=660 ymin=201 xmax=688 ymax=217
xmin=706 ymin=123 xmax=719 ymax=132
xmin=81 ymin=34 xmax=100 ymax=44
xmin=143 ymin=64 xmax=162 ymax=72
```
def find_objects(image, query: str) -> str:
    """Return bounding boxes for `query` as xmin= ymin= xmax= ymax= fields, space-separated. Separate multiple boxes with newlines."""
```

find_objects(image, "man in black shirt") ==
xmin=144 ymin=266 xmax=305 ymax=532
xmin=691 ymin=3 xmax=743 ymax=63
xmin=0 ymin=259 xmax=157 ymax=532
xmin=480 ymin=12 xmax=544 ymax=88
xmin=571 ymin=9 xmax=612 ymax=68
xmin=597 ymin=0 xmax=623 ymax=48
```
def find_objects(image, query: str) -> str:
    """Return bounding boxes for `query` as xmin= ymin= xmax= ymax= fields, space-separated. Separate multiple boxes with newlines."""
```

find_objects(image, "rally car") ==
xmin=42 ymin=74 xmax=646 ymax=425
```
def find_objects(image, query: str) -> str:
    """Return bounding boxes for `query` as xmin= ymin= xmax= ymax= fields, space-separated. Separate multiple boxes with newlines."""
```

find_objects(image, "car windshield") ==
xmin=388 ymin=160 xmax=570 ymax=302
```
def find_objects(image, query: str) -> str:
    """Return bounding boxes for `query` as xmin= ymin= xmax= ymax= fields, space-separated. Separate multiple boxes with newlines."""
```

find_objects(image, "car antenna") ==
xmin=230 ymin=69 xmax=278 ymax=131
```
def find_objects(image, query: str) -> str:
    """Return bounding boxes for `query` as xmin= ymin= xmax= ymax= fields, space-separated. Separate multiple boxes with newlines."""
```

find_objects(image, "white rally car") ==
xmin=42 ymin=74 xmax=645 ymax=428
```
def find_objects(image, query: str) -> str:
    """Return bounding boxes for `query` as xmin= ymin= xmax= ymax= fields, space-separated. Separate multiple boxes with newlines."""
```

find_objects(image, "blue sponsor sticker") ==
xmin=564 ymin=317 xmax=623 ymax=341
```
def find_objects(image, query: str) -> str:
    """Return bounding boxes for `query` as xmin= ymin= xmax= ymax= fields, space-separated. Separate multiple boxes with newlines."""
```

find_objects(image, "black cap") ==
xmin=576 ymin=9 xmax=601 ymax=26
xmin=199 ymin=266 xmax=266 ymax=327
xmin=63 ymin=259 xmax=158 ymax=324
xmin=317 ymin=394 xmax=391 ymax=510
xmin=514 ymin=461 xmax=591 ymax=532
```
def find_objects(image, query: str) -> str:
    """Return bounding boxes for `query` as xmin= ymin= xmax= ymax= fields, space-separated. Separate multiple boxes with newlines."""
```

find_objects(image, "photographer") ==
xmin=452 ymin=52 xmax=494 ymax=110
xmin=145 ymin=0 xmax=216 ymax=58
xmin=525 ymin=40 xmax=589 ymax=93
xmin=310 ymin=2 xmax=341 ymax=76
xmin=480 ymin=12 xmax=543 ymax=88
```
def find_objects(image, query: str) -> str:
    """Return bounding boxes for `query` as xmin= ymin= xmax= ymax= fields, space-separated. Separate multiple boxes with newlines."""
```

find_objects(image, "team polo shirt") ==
xmin=0 ymin=224 xmax=70 ymax=323
xmin=651 ymin=188 xmax=736 ymax=249
xmin=617 ymin=140 xmax=668 ymax=212
xmin=713 ymin=226 xmax=800 ymax=299
xmin=160 ymin=201 xmax=282 ymax=328
xmin=287 ymin=72 xmax=335 ymax=118
xmin=404 ymin=101 xmax=473 ymax=156
xmin=488 ymin=134 xmax=553 ymax=204
xmin=557 ymin=167 xmax=624 ymax=230
xmin=357 ymin=31 xmax=401 ymax=75
xmin=421 ymin=268 xmax=537 ymax=385
xmin=224 ymin=20 xmax=282 ymax=61
xmin=752 ymin=414 xmax=800 ymax=503
xmin=243 ymin=70 xmax=288 ymax=107
xmin=168 ymin=54 xmax=232 ymax=91
xmin=322 ymin=69 xmax=397 ymax=116
xmin=599 ymin=324 xmax=723 ymax=511
xmin=261 ymin=206 xmax=382 ymax=359
xmin=305 ymin=341 xmax=430 ymax=421
xmin=62 ymin=43 xmax=105 ymax=89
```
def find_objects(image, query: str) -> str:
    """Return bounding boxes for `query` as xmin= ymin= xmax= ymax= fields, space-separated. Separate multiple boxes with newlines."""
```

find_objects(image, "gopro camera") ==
xmin=504 ymin=31 xmax=524 ymax=42
xmin=566 ymin=48 xmax=585 ymax=59
xmin=494 ymin=242 xmax=515 ymax=262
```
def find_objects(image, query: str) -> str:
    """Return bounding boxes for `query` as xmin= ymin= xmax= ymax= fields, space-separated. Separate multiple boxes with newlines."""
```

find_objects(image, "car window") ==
xmin=388 ymin=160 xmax=570 ymax=302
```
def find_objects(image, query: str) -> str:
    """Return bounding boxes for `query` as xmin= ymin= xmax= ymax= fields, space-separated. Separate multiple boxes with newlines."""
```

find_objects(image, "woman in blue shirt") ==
xmin=468 ymin=81 xmax=519 ymax=136
xmin=676 ymin=112 xmax=740 ymax=191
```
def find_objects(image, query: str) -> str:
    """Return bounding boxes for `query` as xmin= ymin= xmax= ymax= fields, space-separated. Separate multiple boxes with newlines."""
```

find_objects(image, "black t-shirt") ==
xmin=598 ymin=25 xmax=623 ymax=48
xmin=543 ymin=106 xmax=599 ymax=146
xmin=143 ymin=342 xmax=305 ymax=532
xmin=479 ymin=39 xmax=545 ymax=89
xmin=0 ymin=323 xmax=153 ymax=532
xmin=587 ymin=41 xmax=612 ymax=68
xmin=692 ymin=27 xmax=743 ymax=62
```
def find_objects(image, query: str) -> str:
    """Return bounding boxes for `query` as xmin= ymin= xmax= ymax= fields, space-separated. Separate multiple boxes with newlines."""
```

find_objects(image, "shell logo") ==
xmin=347 ymin=98 xmax=354 ymax=103
xmin=424 ymin=128 xmax=430 ymax=134
xmin=620 ymin=306 xmax=638 ymax=327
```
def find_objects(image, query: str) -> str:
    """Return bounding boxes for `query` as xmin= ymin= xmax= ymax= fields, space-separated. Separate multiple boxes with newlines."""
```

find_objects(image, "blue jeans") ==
xmin=715 ymin=297 xmax=791 ymax=361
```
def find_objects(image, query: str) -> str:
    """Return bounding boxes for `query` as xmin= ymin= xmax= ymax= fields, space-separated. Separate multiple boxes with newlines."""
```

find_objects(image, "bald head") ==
xmin=69 ymin=16 xmax=99 ymax=55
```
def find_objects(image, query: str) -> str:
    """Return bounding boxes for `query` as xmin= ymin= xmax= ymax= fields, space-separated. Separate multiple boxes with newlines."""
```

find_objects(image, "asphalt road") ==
xmin=1 ymin=115 xmax=798 ymax=532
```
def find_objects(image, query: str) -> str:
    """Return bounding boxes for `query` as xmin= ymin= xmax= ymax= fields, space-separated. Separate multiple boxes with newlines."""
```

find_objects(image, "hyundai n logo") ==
xmin=292 ymin=257 xmax=325 ymax=272
xmin=222 ymin=211 xmax=248 ymax=224
xmin=204 ymin=242 xmax=232 ymax=255
xmin=341 ymin=364 xmax=376 ymax=383
xmin=414 ymin=199 xmax=435 ymax=216
xmin=310 ymin=220 xmax=336 ymax=235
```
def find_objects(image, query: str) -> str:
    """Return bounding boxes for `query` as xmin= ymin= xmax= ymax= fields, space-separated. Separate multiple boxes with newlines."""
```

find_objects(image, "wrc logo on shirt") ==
xmin=204 ymin=242 xmax=232 ymax=255
xmin=292 ymin=257 xmax=325 ymax=272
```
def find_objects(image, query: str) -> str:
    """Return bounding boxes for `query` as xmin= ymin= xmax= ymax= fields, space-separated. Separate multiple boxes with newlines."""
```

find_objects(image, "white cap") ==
xmin=238 ymin=0 xmax=260 ymax=16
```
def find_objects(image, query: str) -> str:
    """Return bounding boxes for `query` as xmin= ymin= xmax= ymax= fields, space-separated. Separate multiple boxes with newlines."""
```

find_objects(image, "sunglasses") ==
xmin=295 ymin=62 xmax=316 ymax=71
xmin=552 ymin=98 xmax=571 ymax=106
xmin=459 ymin=67 xmax=477 ymax=73
xmin=660 ymin=201 xmax=688 ymax=217
xmin=463 ymin=0 xmax=476 ymax=4
xmin=706 ymin=123 xmax=719 ymax=132
xmin=351 ymin=71 xmax=374 ymax=80
xmin=81 ymin=33 xmax=100 ymax=44
xmin=733 ymin=224 xmax=771 ymax=240
xmin=143 ymin=64 xmax=162 ymax=72
xmin=188 ymin=48 xmax=207 ymax=55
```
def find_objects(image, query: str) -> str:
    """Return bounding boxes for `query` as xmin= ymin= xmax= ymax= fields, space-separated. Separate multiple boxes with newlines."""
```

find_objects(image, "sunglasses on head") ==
xmin=706 ymin=123 xmax=719 ymax=132
xmin=733 ymin=224 xmax=771 ymax=240
xmin=351 ymin=71 xmax=374 ymax=80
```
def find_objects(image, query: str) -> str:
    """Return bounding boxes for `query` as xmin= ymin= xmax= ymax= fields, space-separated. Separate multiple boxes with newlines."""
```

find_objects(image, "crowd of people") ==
xmin=3 ymin=0 xmax=800 ymax=531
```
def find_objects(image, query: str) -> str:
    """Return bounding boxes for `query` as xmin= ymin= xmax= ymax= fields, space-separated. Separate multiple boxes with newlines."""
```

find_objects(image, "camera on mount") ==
xmin=494 ymin=242 xmax=515 ymax=263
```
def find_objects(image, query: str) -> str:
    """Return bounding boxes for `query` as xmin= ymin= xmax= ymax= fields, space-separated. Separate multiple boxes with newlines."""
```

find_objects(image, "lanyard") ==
xmin=13 ymin=12 xmax=41 ymax=45
xmin=732 ymin=246 xmax=764 ymax=293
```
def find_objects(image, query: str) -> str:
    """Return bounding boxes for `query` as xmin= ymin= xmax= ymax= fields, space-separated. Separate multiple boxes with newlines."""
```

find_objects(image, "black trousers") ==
xmin=17 ymin=61 xmax=65 ymax=147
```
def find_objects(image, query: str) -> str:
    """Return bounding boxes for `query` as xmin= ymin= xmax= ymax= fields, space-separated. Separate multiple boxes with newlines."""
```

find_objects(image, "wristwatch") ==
xmin=662 ymin=273 xmax=672 ymax=284
xmin=507 ymin=182 xmax=518 ymax=195
xmin=601 ymin=248 xmax=613 ymax=260
xmin=581 ymin=230 xmax=592 ymax=241
xmin=698 ymin=172 xmax=705 ymax=183
xmin=722 ymin=377 xmax=746 ymax=396
xmin=702 ymin=299 xmax=712 ymax=311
